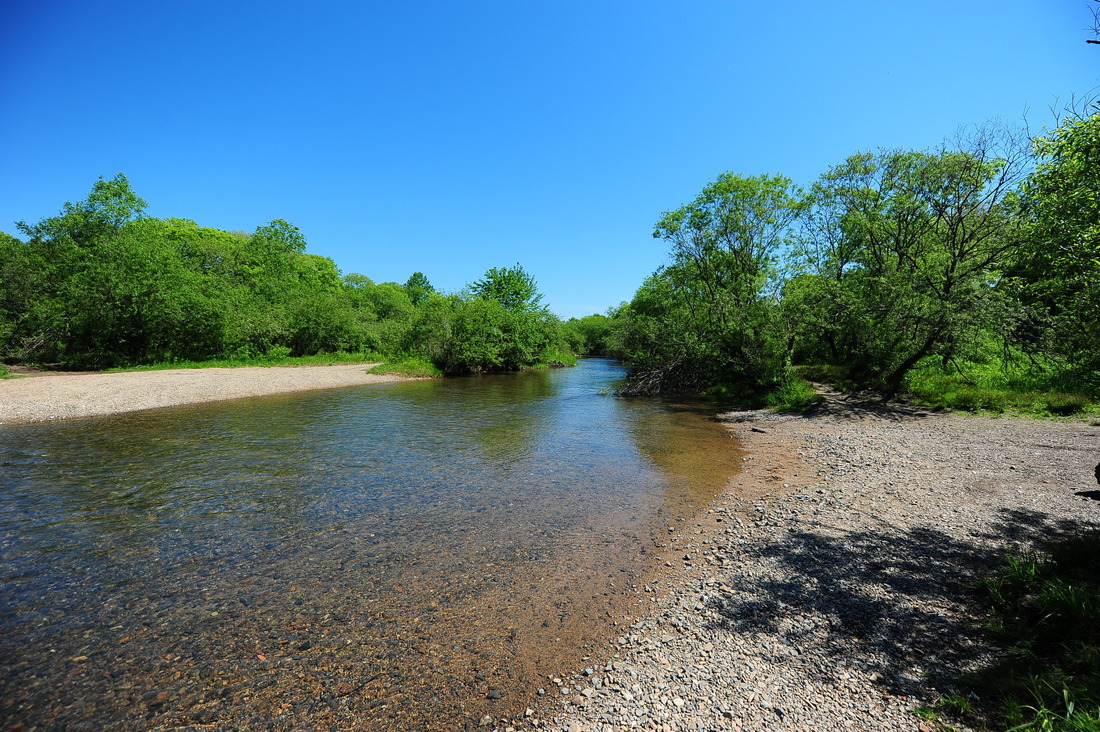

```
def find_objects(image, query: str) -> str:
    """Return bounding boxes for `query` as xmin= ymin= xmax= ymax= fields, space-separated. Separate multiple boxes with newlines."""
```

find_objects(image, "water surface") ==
xmin=0 ymin=359 xmax=740 ymax=729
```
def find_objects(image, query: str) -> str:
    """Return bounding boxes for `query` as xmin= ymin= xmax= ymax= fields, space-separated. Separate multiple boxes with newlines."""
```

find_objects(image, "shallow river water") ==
xmin=0 ymin=359 xmax=740 ymax=730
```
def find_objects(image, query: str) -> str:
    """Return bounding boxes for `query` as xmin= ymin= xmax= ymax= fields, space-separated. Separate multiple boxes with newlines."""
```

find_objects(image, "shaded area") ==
xmin=704 ymin=507 xmax=1097 ymax=701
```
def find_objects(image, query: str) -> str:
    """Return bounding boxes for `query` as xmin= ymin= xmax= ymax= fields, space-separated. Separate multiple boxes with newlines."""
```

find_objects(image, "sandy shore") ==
xmin=0 ymin=363 xmax=410 ymax=425
xmin=548 ymin=391 xmax=1100 ymax=732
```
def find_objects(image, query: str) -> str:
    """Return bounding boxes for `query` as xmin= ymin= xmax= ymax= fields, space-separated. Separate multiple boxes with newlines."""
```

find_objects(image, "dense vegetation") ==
xmin=929 ymin=532 xmax=1100 ymax=731
xmin=2 ymin=112 xmax=1096 ymax=407
xmin=602 ymin=111 xmax=1099 ymax=410
xmin=0 ymin=176 xmax=573 ymax=374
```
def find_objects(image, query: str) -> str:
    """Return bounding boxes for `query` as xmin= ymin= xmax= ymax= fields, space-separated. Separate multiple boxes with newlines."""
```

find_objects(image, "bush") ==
xmin=1045 ymin=393 xmax=1091 ymax=416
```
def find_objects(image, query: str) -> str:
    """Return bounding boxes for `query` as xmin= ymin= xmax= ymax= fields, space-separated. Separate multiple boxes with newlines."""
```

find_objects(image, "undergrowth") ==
xmin=105 ymin=350 xmax=386 ymax=372
xmin=532 ymin=350 xmax=579 ymax=369
xmin=366 ymin=357 xmax=442 ymax=378
xmin=904 ymin=358 xmax=1097 ymax=418
xmin=763 ymin=372 xmax=823 ymax=412
xmin=942 ymin=533 xmax=1100 ymax=731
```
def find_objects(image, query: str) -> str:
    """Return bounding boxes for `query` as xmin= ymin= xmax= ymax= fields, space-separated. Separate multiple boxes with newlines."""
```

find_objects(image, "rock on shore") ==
xmin=543 ymin=398 xmax=1100 ymax=732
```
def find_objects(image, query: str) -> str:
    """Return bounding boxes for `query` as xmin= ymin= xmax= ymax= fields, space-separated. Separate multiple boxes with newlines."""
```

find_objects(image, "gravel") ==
xmin=0 ymin=363 xmax=407 ymax=424
xmin=540 ymin=392 xmax=1100 ymax=732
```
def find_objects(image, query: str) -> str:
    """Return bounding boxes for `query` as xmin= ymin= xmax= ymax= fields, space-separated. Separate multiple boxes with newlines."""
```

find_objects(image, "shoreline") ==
xmin=0 ymin=363 xmax=411 ymax=425
xmin=547 ymin=393 xmax=1100 ymax=732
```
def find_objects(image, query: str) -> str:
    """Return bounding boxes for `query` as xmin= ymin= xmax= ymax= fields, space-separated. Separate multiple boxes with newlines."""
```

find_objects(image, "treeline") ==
xmin=596 ymin=111 xmax=1100 ymax=399
xmin=0 ymin=176 xmax=576 ymax=374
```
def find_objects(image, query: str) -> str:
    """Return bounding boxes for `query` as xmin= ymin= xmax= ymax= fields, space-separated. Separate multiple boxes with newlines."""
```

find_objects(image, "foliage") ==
xmin=948 ymin=534 xmax=1100 ymax=731
xmin=762 ymin=373 xmax=824 ymax=412
xmin=904 ymin=356 xmax=1097 ymax=417
xmin=402 ymin=290 xmax=566 ymax=375
xmin=790 ymin=134 xmax=1028 ymax=395
xmin=106 ymin=351 xmax=385 ymax=372
xmin=1010 ymin=110 xmax=1100 ymax=390
xmin=0 ymin=176 xmax=566 ymax=375
xmin=562 ymin=313 xmax=617 ymax=356
xmin=469 ymin=263 xmax=545 ymax=312
xmin=367 ymin=356 xmax=443 ymax=378
xmin=403 ymin=271 xmax=435 ymax=306
xmin=617 ymin=173 xmax=803 ymax=395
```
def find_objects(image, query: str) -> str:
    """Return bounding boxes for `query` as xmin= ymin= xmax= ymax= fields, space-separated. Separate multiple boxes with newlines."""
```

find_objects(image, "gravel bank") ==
xmin=0 ymin=363 xmax=408 ymax=425
xmin=543 ymin=393 xmax=1100 ymax=732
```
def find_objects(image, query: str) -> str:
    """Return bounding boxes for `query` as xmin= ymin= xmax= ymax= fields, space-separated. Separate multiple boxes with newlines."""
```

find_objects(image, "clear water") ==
xmin=0 ymin=359 xmax=740 ymax=730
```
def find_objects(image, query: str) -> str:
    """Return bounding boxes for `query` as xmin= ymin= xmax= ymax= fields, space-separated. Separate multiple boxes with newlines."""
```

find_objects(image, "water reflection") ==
xmin=0 ymin=360 xmax=740 ymax=730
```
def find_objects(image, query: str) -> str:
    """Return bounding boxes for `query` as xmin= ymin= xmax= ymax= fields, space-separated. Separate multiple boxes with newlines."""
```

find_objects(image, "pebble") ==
xmin=550 ymin=398 xmax=1100 ymax=732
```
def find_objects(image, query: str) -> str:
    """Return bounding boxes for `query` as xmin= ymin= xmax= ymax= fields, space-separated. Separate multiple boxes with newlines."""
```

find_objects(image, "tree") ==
xmin=792 ymin=132 xmax=1028 ymax=394
xmin=403 ymin=271 xmax=435 ymax=306
xmin=1011 ymin=109 xmax=1100 ymax=384
xmin=618 ymin=173 xmax=803 ymax=394
xmin=470 ymin=264 xmax=545 ymax=312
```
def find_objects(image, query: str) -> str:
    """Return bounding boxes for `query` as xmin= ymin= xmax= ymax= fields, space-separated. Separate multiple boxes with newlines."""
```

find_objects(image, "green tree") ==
xmin=619 ymin=173 xmax=803 ymax=394
xmin=792 ymin=137 xmax=1027 ymax=394
xmin=469 ymin=264 xmax=545 ymax=312
xmin=1011 ymin=110 xmax=1100 ymax=385
xmin=403 ymin=271 xmax=435 ymax=306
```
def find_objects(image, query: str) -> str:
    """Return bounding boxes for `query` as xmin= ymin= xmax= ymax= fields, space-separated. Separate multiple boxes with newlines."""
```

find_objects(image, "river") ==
xmin=0 ymin=359 xmax=740 ymax=730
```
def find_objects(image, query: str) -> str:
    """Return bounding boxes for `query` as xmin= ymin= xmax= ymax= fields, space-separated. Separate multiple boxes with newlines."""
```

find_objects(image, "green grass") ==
xmin=0 ymin=363 xmax=13 ymax=379
xmin=904 ymin=360 xmax=1097 ymax=418
xmin=366 ymin=357 xmax=442 ymax=378
xmin=945 ymin=533 xmax=1100 ymax=731
xmin=763 ymin=372 xmax=824 ymax=413
xmin=791 ymin=363 xmax=863 ymax=393
xmin=104 ymin=350 xmax=386 ymax=372
xmin=532 ymin=350 xmax=579 ymax=369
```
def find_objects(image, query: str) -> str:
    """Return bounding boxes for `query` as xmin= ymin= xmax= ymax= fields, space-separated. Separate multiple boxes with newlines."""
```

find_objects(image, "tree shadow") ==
xmin=703 ymin=507 xmax=1095 ymax=699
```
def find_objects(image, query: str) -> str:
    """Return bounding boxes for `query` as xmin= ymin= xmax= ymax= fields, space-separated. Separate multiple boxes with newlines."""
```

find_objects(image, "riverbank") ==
xmin=0 ymin=363 xmax=410 ymax=425
xmin=548 ymin=390 xmax=1100 ymax=732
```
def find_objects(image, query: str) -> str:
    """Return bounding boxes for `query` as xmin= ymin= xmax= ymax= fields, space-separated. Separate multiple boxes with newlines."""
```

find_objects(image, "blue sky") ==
xmin=1 ymin=2 xmax=1096 ymax=319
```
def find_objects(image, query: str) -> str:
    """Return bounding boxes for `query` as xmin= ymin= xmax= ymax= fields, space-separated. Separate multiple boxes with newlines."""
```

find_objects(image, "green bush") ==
xmin=1045 ymin=393 xmax=1091 ymax=416
xmin=367 ymin=357 xmax=442 ymax=378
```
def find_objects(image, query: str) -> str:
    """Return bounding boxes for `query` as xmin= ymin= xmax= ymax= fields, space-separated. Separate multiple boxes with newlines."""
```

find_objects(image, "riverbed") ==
xmin=0 ymin=360 xmax=740 ymax=730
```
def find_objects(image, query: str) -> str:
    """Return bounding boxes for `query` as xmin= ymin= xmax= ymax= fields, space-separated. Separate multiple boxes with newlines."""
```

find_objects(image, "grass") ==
xmin=942 ymin=533 xmax=1100 ymax=731
xmin=532 ymin=350 xmax=579 ymax=369
xmin=0 ymin=363 xmax=14 ymax=379
xmin=366 ymin=356 xmax=442 ymax=378
xmin=763 ymin=372 xmax=824 ymax=412
xmin=904 ymin=358 xmax=1097 ymax=419
xmin=104 ymin=350 xmax=386 ymax=372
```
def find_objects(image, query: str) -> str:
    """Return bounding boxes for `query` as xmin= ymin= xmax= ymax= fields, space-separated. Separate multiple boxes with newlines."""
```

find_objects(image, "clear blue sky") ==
xmin=1 ymin=2 xmax=1096 ymax=319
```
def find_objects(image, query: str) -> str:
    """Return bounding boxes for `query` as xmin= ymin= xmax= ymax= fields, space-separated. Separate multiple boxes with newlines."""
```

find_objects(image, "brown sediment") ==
xmin=0 ymin=363 xmax=411 ymax=425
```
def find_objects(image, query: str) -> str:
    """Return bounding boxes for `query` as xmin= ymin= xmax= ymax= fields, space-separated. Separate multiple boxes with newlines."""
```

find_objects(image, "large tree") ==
xmin=790 ymin=134 xmax=1028 ymax=393
xmin=618 ymin=172 xmax=803 ymax=395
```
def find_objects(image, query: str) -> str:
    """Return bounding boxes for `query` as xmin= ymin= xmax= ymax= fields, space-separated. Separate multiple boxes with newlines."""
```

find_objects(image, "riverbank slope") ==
xmin=0 ymin=363 xmax=409 ymax=425
xmin=551 ymin=390 xmax=1100 ymax=731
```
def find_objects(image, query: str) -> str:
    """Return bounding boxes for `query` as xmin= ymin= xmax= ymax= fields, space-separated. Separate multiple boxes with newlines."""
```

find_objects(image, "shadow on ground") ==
xmin=703 ymin=507 xmax=1094 ymax=699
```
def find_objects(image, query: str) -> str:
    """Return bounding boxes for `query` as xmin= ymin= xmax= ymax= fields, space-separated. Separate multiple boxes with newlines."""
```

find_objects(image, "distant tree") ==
xmin=403 ymin=271 xmax=435 ymax=306
xmin=470 ymin=264 xmax=545 ymax=312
